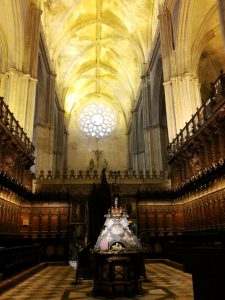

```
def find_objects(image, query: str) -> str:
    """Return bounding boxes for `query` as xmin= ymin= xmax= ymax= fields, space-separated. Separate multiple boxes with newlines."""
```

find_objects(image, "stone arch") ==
xmin=176 ymin=0 xmax=194 ymax=75
xmin=197 ymin=26 xmax=225 ymax=102
xmin=52 ymin=17 xmax=144 ymax=66
xmin=175 ymin=0 xmax=222 ymax=81
xmin=190 ymin=4 xmax=225 ymax=101
xmin=68 ymin=91 xmax=128 ymax=131
xmin=0 ymin=0 xmax=24 ymax=70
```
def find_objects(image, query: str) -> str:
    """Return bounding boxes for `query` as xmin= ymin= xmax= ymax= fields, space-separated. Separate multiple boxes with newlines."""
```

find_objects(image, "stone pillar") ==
xmin=142 ymin=72 xmax=157 ymax=175
xmin=24 ymin=77 xmax=38 ymax=139
xmin=24 ymin=3 xmax=42 ymax=77
xmin=0 ymin=2 xmax=41 ymax=140
xmin=142 ymin=73 xmax=151 ymax=173
xmin=217 ymin=0 xmax=225 ymax=50
xmin=0 ymin=73 xmax=8 ymax=98
xmin=159 ymin=4 xmax=177 ymax=139
xmin=153 ymin=125 xmax=164 ymax=175
xmin=163 ymin=74 xmax=201 ymax=142
xmin=142 ymin=72 xmax=168 ymax=176
xmin=34 ymin=123 xmax=54 ymax=175
xmin=130 ymin=110 xmax=138 ymax=171
xmin=0 ymin=69 xmax=37 ymax=139
xmin=143 ymin=123 xmax=167 ymax=177
xmin=163 ymin=81 xmax=177 ymax=142
xmin=158 ymin=6 xmax=202 ymax=142
xmin=158 ymin=8 xmax=175 ymax=82
xmin=34 ymin=72 xmax=56 ymax=174
xmin=54 ymin=108 xmax=66 ymax=173
xmin=141 ymin=73 xmax=150 ymax=128
xmin=47 ymin=72 xmax=56 ymax=126
xmin=143 ymin=129 xmax=153 ymax=174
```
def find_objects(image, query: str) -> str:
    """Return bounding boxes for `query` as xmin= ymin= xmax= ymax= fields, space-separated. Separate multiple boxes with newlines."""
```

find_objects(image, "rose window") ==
xmin=79 ymin=103 xmax=116 ymax=138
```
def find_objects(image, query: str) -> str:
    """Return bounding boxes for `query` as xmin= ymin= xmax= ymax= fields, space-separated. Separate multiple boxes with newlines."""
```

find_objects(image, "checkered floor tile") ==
xmin=0 ymin=263 xmax=193 ymax=299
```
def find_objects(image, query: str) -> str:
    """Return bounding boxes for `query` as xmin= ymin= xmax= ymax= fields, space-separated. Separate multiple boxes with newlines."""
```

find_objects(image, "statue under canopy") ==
xmin=94 ymin=197 xmax=142 ymax=252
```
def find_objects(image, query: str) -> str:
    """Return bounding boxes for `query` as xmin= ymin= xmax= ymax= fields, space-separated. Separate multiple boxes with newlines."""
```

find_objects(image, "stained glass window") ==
xmin=79 ymin=103 xmax=116 ymax=138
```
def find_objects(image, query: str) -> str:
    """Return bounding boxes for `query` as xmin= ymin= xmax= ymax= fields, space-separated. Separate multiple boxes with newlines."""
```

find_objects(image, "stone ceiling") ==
xmin=41 ymin=0 xmax=158 ymax=125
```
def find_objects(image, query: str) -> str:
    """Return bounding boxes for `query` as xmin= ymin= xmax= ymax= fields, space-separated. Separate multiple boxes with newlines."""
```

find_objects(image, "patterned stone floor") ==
xmin=0 ymin=263 xmax=193 ymax=300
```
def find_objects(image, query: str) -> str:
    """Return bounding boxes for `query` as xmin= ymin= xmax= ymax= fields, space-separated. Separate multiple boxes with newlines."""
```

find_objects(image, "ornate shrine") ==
xmin=92 ymin=198 xmax=145 ymax=297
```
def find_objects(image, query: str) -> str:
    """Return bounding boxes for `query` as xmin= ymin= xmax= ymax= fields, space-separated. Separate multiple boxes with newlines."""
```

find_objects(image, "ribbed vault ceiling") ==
xmin=42 ymin=0 xmax=157 ymax=124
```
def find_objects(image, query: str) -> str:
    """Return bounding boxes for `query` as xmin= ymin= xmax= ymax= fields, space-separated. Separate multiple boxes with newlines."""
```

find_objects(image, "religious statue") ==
xmin=102 ymin=158 xmax=108 ymax=170
xmin=111 ymin=242 xmax=125 ymax=252
xmin=89 ymin=158 xmax=95 ymax=171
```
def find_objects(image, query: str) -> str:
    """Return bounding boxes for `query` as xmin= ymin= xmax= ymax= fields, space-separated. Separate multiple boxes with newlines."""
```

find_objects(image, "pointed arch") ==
xmin=191 ymin=4 xmax=219 ymax=75
xmin=176 ymin=0 xmax=194 ymax=75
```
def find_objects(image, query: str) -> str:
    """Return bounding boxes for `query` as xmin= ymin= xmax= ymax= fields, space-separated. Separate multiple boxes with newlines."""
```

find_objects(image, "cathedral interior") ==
xmin=1 ymin=0 xmax=225 ymax=299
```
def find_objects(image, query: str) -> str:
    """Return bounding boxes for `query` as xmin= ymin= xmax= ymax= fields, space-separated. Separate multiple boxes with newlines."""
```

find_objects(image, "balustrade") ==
xmin=35 ymin=169 xmax=169 ymax=181
xmin=0 ymin=171 xmax=33 ymax=200
xmin=168 ymin=71 xmax=225 ymax=161
xmin=0 ymin=97 xmax=34 ymax=158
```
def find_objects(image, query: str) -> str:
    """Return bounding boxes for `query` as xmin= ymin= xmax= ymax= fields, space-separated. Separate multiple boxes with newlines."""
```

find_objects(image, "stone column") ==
xmin=141 ymin=73 xmax=150 ymax=128
xmin=0 ymin=68 xmax=37 ymax=139
xmin=34 ymin=123 xmax=54 ymax=175
xmin=24 ymin=3 xmax=42 ymax=78
xmin=158 ymin=6 xmax=202 ymax=142
xmin=163 ymin=80 xmax=177 ymax=142
xmin=143 ymin=129 xmax=153 ymax=174
xmin=158 ymin=8 xmax=175 ymax=82
xmin=130 ymin=110 xmax=138 ymax=171
xmin=34 ymin=72 xmax=56 ymax=174
xmin=142 ymin=72 xmax=168 ymax=176
xmin=217 ymin=0 xmax=225 ymax=50
xmin=24 ymin=77 xmax=38 ymax=139
xmin=0 ymin=73 xmax=8 ymax=99
xmin=142 ymin=73 xmax=151 ymax=173
xmin=0 ymin=3 xmax=41 ymax=140
xmin=163 ymin=74 xmax=201 ymax=142
xmin=54 ymin=108 xmax=66 ymax=173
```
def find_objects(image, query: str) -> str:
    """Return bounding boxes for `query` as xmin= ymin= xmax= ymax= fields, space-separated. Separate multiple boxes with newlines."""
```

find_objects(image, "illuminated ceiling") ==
xmin=41 ymin=0 xmax=158 ymax=125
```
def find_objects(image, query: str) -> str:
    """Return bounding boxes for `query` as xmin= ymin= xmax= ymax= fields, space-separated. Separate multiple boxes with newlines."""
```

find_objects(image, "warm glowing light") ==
xmin=41 ymin=0 xmax=158 ymax=122
xmin=65 ymin=93 xmax=77 ymax=114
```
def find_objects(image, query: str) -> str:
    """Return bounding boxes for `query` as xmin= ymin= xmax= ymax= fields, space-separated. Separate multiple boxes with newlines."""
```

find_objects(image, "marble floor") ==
xmin=0 ymin=263 xmax=194 ymax=300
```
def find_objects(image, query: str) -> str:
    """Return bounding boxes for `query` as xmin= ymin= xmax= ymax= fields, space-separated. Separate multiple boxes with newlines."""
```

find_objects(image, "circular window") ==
xmin=91 ymin=114 xmax=104 ymax=126
xmin=79 ymin=103 xmax=116 ymax=138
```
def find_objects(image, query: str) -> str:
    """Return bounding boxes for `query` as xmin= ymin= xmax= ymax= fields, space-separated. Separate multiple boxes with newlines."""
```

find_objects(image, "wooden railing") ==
xmin=168 ymin=71 xmax=225 ymax=161
xmin=0 ymin=97 xmax=35 ymax=158
xmin=34 ymin=168 xmax=169 ymax=180
xmin=0 ymin=171 xmax=33 ymax=199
